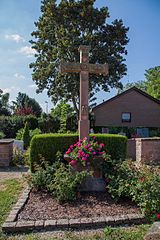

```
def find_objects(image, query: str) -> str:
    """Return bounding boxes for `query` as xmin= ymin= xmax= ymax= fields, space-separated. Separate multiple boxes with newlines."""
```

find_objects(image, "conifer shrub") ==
xmin=30 ymin=133 xmax=127 ymax=172
xmin=23 ymin=122 xmax=30 ymax=150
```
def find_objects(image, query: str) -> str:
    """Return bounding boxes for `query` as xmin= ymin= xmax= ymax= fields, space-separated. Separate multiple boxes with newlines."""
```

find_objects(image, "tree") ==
xmin=145 ymin=66 xmax=160 ymax=99
xmin=0 ymin=89 xmax=11 ymax=116
xmin=23 ymin=122 xmax=30 ymax=150
xmin=30 ymin=0 xmax=129 ymax=117
xmin=51 ymin=101 xmax=76 ymax=132
xmin=118 ymin=80 xmax=147 ymax=94
xmin=118 ymin=66 xmax=160 ymax=100
xmin=13 ymin=92 xmax=42 ymax=117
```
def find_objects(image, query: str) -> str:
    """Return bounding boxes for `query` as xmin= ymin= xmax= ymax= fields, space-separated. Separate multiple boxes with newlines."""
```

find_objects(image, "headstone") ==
xmin=60 ymin=45 xmax=109 ymax=140
xmin=0 ymin=139 xmax=14 ymax=167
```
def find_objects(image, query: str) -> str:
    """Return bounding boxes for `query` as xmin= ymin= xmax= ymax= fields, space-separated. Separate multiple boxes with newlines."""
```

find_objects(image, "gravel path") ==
xmin=0 ymin=166 xmax=29 ymax=182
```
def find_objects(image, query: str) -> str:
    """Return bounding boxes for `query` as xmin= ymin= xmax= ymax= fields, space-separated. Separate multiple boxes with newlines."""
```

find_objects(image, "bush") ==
xmin=29 ymin=161 xmax=87 ymax=202
xmin=16 ymin=128 xmax=41 ymax=141
xmin=0 ymin=115 xmax=38 ymax=138
xmin=12 ymin=146 xmax=24 ymax=166
xmin=0 ymin=131 xmax=5 ymax=139
xmin=23 ymin=122 xmax=30 ymax=150
xmin=30 ymin=133 xmax=127 ymax=172
xmin=108 ymin=160 xmax=160 ymax=220
xmin=48 ymin=163 xmax=87 ymax=202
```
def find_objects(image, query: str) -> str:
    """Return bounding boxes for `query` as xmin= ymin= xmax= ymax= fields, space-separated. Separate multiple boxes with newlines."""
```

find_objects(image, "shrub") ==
xmin=0 ymin=115 xmax=38 ymax=138
xmin=0 ymin=131 xmax=5 ymax=139
xmin=48 ymin=163 xmax=87 ymax=202
xmin=12 ymin=146 xmax=24 ymax=166
xmin=30 ymin=133 xmax=127 ymax=172
xmin=108 ymin=160 xmax=160 ymax=220
xmin=23 ymin=122 xmax=30 ymax=150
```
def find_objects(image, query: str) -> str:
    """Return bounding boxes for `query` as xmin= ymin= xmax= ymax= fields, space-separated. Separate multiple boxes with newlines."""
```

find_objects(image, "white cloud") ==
xmin=28 ymin=84 xmax=36 ymax=89
xmin=14 ymin=73 xmax=26 ymax=80
xmin=19 ymin=46 xmax=36 ymax=57
xmin=5 ymin=34 xmax=25 ymax=43
xmin=2 ymin=86 xmax=20 ymax=94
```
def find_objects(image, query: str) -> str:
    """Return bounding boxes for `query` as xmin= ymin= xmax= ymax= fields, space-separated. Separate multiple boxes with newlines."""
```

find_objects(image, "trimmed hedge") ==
xmin=30 ymin=133 xmax=127 ymax=172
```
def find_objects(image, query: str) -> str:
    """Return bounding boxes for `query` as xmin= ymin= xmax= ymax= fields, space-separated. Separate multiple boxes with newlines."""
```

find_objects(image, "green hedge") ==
xmin=30 ymin=133 xmax=127 ymax=172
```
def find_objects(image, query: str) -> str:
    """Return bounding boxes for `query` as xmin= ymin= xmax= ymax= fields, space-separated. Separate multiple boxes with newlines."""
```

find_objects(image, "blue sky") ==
xmin=0 ymin=0 xmax=160 ymax=112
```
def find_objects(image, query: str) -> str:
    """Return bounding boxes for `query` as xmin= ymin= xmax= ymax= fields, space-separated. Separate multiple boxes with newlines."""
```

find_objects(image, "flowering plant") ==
xmin=65 ymin=136 xmax=109 ymax=171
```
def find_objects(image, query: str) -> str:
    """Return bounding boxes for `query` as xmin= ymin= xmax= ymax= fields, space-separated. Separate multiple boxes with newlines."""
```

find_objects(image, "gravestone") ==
xmin=0 ymin=139 xmax=14 ymax=167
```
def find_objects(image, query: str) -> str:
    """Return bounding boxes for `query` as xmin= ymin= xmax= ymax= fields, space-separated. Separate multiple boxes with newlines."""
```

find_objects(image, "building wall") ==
xmin=93 ymin=90 xmax=160 ymax=127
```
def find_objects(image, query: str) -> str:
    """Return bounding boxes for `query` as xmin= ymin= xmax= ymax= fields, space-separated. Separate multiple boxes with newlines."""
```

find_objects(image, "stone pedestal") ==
xmin=79 ymin=175 xmax=106 ymax=192
xmin=64 ymin=154 xmax=105 ymax=192
xmin=136 ymin=138 xmax=160 ymax=164
xmin=0 ymin=139 xmax=14 ymax=167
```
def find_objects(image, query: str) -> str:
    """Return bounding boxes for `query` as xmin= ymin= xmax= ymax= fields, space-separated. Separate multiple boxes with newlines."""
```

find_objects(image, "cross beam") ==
xmin=59 ymin=45 xmax=109 ymax=140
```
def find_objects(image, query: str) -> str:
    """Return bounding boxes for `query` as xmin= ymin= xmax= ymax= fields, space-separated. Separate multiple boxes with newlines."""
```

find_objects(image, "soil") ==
xmin=18 ymin=189 xmax=141 ymax=221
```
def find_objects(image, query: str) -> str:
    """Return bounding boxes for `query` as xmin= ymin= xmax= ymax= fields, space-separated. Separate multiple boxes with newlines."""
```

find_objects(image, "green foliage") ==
xmin=0 ymin=179 xmax=23 ymax=225
xmin=0 ymin=131 xmax=5 ymax=139
xmin=12 ymin=146 xmax=24 ymax=166
xmin=30 ymin=0 xmax=129 ymax=116
xmin=13 ymin=92 xmax=42 ymax=117
xmin=30 ymin=133 xmax=127 ymax=172
xmin=145 ymin=66 xmax=160 ymax=99
xmin=118 ymin=81 xmax=147 ymax=94
xmin=120 ymin=66 xmax=160 ymax=100
xmin=48 ymin=163 xmax=87 ymax=203
xmin=104 ymin=225 xmax=150 ymax=240
xmin=23 ymin=122 xmax=30 ymax=150
xmin=107 ymin=160 xmax=160 ymax=219
xmin=38 ymin=114 xmax=60 ymax=133
xmin=0 ymin=115 xmax=38 ymax=138
xmin=0 ymin=89 xmax=11 ymax=116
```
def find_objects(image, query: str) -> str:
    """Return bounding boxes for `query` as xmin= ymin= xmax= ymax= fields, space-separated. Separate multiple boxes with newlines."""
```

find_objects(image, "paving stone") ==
xmin=92 ymin=216 xmax=106 ymax=226
xmin=80 ymin=218 xmax=93 ymax=227
xmin=113 ymin=215 xmax=129 ymax=225
xmin=144 ymin=222 xmax=160 ymax=240
xmin=6 ymin=214 xmax=17 ymax=222
xmin=105 ymin=216 xmax=115 ymax=226
xmin=44 ymin=220 xmax=57 ymax=230
xmin=16 ymin=221 xmax=35 ymax=231
xmin=56 ymin=218 xmax=69 ymax=228
xmin=127 ymin=213 xmax=145 ymax=224
xmin=35 ymin=220 xmax=44 ymax=229
xmin=69 ymin=218 xmax=81 ymax=228
xmin=2 ymin=222 xmax=16 ymax=232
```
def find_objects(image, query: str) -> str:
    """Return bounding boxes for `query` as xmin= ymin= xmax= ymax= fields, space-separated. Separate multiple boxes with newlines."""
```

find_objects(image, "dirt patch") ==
xmin=18 ymin=189 xmax=141 ymax=221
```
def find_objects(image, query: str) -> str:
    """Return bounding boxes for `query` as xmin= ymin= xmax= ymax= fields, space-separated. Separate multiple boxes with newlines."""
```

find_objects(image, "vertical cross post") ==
xmin=78 ymin=45 xmax=90 ymax=140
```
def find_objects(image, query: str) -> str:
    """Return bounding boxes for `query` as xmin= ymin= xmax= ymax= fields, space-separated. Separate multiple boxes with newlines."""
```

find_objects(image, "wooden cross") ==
xmin=60 ymin=45 xmax=109 ymax=140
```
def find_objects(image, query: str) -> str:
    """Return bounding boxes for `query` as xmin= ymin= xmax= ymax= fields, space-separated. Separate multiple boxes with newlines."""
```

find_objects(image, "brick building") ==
xmin=92 ymin=87 xmax=160 ymax=137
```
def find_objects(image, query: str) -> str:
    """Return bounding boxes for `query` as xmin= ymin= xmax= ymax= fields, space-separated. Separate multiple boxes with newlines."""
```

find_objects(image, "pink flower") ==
xmin=157 ymin=213 xmax=160 ymax=219
xmin=70 ymin=145 xmax=74 ymax=148
xmin=100 ymin=143 xmax=105 ymax=147
xmin=99 ymin=152 xmax=103 ymax=155
xmin=78 ymin=143 xmax=81 ymax=148
xmin=84 ymin=145 xmax=88 ymax=149
xmin=66 ymin=149 xmax=71 ymax=154
xmin=70 ymin=160 xmax=77 ymax=166
xmin=86 ymin=154 xmax=89 ymax=158
xmin=89 ymin=148 xmax=92 ymax=151
xmin=93 ymin=152 xmax=96 ymax=155
xmin=82 ymin=157 xmax=87 ymax=161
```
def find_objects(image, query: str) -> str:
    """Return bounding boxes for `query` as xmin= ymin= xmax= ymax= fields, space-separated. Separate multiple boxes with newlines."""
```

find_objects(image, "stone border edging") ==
xmin=2 ymin=187 xmax=147 ymax=233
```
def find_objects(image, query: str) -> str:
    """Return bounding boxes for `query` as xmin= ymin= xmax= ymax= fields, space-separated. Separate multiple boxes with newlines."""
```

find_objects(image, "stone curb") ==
xmin=2 ymin=187 xmax=147 ymax=233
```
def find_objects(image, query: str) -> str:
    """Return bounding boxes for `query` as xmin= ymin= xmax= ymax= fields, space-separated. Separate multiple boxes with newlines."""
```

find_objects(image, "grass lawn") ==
xmin=0 ymin=178 xmax=150 ymax=240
